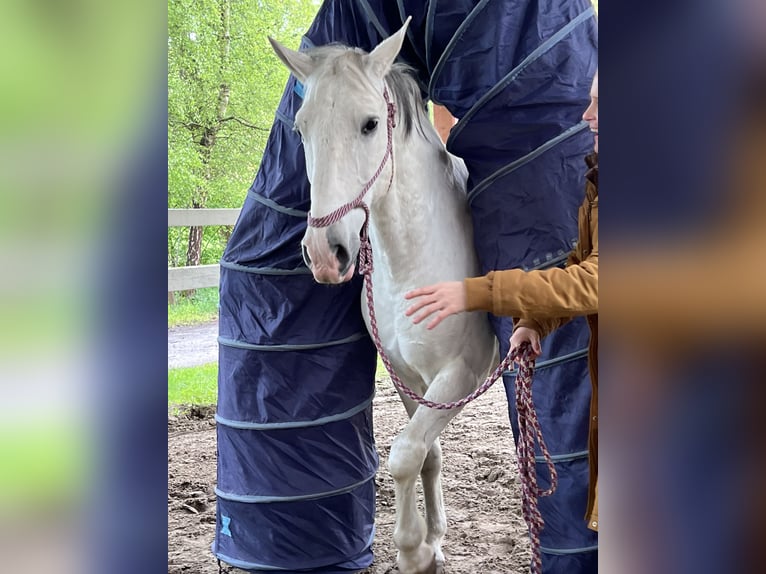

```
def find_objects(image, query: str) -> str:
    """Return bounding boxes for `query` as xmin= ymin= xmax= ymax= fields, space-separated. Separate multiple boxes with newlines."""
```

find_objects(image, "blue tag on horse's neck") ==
xmin=293 ymin=81 xmax=305 ymax=99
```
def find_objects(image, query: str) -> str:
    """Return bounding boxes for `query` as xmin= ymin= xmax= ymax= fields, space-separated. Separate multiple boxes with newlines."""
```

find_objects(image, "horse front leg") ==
xmin=389 ymin=431 xmax=434 ymax=574
xmin=390 ymin=358 xmax=475 ymax=574
xmin=421 ymin=438 xmax=446 ymax=568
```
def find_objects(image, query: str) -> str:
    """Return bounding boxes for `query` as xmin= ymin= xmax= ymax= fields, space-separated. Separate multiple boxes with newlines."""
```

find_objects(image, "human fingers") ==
xmin=510 ymin=343 xmax=525 ymax=364
xmin=518 ymin=338 xmax=542 ymax=358
xmin=427 ymin=309 xmax=452 ymax=330
xmin=509 ymin=331 xmax=525 ymax=351
xmin=509 ymin=328 xmax=541 ymax=361
xmin=405 ymin=295 xmax=438 ymax=317
xmin=404 ymin=285 xmax=438 ymax=299
xmin=425 ymin=301 xmax=465 ymax=329
xmin=411 ymin=301 xmax=442 ymax=324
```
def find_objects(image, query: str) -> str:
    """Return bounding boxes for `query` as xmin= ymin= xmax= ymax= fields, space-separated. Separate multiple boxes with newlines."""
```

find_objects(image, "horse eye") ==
xmin=361 ymin=118 xmax=378 ymax=135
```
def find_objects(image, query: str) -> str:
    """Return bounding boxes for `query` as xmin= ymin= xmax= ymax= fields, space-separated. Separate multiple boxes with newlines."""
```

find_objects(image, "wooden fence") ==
xmin=168 ymin=208 xmax=241 ymax=293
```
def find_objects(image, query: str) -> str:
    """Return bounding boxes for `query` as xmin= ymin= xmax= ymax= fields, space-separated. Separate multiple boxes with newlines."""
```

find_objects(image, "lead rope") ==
xmin=306 ymin=86 xmax=557 ymax=574
xmin=363 ymin=268 xmax=556 ymax=574
xmin=512 ymin=348 xmax=557 ymax=574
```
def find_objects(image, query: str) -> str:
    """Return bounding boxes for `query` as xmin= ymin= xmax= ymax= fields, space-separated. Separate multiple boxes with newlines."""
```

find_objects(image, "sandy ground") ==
xmin=168 ymin=366 xmax=532 ymax=573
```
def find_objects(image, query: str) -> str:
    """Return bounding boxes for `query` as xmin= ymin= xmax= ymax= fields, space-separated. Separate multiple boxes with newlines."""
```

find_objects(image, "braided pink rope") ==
xmin=512 ymin=349 xmax=558 ymax=574
xmin=363 ymin=270 xmax=557 ymax=573
xmin=306 ymin=85 xmax=557 ymax=574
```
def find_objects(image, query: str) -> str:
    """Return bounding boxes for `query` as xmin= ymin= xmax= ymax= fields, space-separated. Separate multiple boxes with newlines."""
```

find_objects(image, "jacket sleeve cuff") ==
xmin=514 ymin=317 xmax=544 ymax=334
xmin=464 ymin=273 xmax=494 ymax=312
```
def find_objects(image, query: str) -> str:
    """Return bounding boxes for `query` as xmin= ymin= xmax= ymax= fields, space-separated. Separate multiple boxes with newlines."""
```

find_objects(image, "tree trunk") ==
xmin=183 ymin=0 xmax=232 ymax=298
xmin=186 ymin=226 xmax=203 ymax=267
xmin=183 ymin=200 xmax=204 ymax=297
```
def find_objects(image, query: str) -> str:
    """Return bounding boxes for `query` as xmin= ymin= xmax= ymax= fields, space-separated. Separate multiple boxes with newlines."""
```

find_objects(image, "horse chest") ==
xmin=359 ymin=278 xmax=456 ymax=378
xmin=360 ymin=282 xmax=403 ymax=349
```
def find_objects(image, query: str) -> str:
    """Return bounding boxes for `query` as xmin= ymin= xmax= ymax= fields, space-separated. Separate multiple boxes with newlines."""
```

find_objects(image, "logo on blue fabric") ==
xmin=220 ymin=515 xmax=232 ymax=537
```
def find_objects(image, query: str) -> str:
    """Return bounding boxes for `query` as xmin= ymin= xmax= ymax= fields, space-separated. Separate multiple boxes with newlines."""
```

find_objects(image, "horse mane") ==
xmin=386 ymin=62 xmax=430 ymax=139
xmin=304 ymin=44 xmax=430 ymax=139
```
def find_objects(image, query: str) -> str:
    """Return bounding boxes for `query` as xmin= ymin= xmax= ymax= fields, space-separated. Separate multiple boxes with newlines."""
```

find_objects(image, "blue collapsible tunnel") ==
xmin=214 ymin=1 xmax=598 ymax=572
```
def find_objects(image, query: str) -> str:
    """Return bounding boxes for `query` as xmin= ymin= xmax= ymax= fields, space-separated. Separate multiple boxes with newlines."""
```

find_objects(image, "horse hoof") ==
xmin=396 ymin=555 xmax=438 ymax=574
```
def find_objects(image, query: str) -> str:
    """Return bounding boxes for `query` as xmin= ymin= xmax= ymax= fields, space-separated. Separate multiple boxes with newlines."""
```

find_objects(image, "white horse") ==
xmin=270 ymin=19 xmax=498 ymax=574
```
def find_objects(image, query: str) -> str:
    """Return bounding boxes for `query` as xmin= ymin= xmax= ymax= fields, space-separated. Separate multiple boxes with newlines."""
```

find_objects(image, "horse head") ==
xmin=269 ymin=19 xmax=411 ymax=284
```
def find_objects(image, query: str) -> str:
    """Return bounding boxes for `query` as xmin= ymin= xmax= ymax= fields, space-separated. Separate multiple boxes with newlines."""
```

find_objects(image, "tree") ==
xmin=168 ymin=0 xmax=318 ymax=269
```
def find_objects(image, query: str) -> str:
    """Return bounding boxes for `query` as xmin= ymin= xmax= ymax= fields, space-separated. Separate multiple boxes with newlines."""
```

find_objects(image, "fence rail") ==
xmin=168 ymin=208 xmax=241 ymax=293
xmin=168 ymin=208 xmax=241 ymax=227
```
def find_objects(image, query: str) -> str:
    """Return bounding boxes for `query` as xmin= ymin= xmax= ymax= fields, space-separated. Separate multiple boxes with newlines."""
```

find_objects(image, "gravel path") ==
xmin=168 ymin=320 xmax=219 ymax=369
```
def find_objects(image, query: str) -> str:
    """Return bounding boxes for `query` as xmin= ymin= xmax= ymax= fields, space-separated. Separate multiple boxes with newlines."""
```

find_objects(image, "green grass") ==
xmin=168 ymin=362 xmax=218 ymax=406
xmin=375 ymin=355 xmax=387 ymax=379
xmin=168 ymin=287 xmax=219 ymax=327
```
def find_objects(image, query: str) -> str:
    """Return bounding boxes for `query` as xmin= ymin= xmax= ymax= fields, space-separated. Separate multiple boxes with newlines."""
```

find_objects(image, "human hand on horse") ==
xmin=404 ymin=281 xmax=466 ymax=329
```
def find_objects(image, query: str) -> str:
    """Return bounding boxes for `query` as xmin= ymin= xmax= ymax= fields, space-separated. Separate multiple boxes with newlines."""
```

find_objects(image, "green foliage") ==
xmin=168 ymin=0 xmax=319 ymax=265
xmin=169 ymin=362 xmax=219 ymax=405
xmin=168 ymin=286 xmax=220 ymax=327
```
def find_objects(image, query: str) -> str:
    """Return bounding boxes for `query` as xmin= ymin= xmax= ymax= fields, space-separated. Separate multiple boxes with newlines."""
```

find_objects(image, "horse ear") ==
xmin=367 ymin=16 xmax=412 ymax=77
xmin=269 ymin=37 xmax=313 ymax=83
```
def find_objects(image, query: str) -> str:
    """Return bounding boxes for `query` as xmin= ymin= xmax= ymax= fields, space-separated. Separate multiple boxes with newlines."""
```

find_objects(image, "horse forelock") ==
xmin=304 ymin=45 xmax=427 ymax=140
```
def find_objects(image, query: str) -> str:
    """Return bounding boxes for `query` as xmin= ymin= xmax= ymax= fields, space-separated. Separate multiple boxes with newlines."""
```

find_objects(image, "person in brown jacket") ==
xmin=405 ymin=71 xmax=599 ymax=531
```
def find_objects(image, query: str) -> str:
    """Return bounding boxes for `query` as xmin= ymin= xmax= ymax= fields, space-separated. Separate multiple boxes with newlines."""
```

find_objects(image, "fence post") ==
xmin=167 ymin=208 xmax=241 ymax=299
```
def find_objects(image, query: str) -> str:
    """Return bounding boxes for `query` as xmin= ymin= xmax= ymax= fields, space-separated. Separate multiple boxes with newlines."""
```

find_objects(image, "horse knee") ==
xmin=389 ymin=437 xmax=427 ymax=482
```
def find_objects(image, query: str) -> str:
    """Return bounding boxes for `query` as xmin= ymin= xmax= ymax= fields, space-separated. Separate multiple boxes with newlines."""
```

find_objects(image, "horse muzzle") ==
xmin=302 ymin=235 xmax=359 ymax=284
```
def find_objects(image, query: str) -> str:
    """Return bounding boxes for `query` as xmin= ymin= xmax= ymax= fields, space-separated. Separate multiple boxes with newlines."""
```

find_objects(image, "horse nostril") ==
xmin=334 ymin=244 xmax=350 ymax=271
xmin=301 ymin=244 xmax=312 ymax=267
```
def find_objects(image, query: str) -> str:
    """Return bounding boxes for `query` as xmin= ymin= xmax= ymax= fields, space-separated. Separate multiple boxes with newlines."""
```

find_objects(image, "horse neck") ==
xmin=368 ymin=124 xmax=469 ymax=282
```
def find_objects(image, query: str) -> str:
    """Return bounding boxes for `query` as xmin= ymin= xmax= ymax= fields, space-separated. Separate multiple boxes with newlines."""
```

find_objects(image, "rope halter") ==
xmin=306 ymin=87 xmax=397 ymax=276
